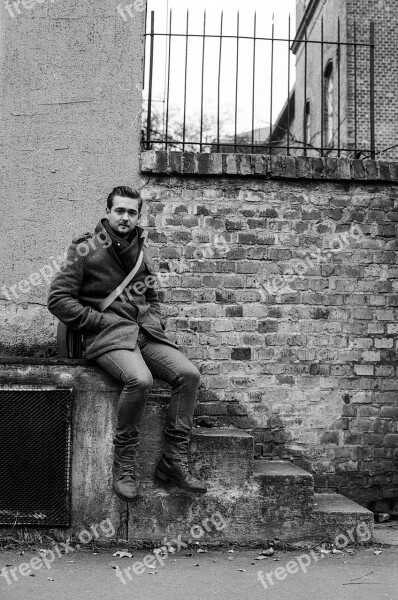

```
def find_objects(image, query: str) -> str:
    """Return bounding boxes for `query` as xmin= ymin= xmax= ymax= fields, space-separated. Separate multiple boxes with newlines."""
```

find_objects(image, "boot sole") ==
xmin=155 ymin=469 xmax=207 ymax=493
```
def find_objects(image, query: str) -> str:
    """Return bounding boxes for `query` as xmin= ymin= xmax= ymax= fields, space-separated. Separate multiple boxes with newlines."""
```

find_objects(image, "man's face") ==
xmin=106 ymin=195 xmax=140 ymax=237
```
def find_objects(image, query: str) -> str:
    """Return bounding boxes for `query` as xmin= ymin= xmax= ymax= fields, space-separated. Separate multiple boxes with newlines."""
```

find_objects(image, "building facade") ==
xmin=275 ymin=0 xmax=398 ymax=159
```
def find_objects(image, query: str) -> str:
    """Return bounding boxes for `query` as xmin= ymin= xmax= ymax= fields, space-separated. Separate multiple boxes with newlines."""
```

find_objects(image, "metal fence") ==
xmin=142 ymin=10 xmax=376 ymax=158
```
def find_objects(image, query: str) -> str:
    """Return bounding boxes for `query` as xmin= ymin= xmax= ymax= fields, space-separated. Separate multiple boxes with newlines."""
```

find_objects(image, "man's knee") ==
xmin=125 ymin=372 xmax=153 ymax=391
xmin=179 ymin=364 xmax=200 ymax=388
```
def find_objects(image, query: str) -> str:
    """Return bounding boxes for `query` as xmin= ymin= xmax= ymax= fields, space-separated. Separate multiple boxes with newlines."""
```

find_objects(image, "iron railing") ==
xmin=142 ymin=10 xmax=376 ymax=158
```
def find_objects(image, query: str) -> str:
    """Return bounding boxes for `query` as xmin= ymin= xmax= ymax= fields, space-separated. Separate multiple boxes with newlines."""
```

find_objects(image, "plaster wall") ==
xmin=0 ymin=0 xmax=145 ymax=353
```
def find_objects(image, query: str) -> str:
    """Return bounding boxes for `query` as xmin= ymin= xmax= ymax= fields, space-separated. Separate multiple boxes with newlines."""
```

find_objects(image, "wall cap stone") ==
xmin=140 ymin=151 xmax=398 ymax=183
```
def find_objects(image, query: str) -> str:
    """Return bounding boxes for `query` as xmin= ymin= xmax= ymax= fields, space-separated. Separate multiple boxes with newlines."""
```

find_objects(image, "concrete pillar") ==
xmin=0 ymin=0 xmax=146 ymax=354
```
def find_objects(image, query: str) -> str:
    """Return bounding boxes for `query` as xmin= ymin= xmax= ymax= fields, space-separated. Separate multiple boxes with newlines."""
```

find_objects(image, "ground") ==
xmin=1 ymin=522 xmax=397 ymax=600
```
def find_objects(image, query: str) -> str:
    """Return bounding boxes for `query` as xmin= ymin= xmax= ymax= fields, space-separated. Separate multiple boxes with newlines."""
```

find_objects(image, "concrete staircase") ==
xmin=0 ymin=360 xmax=373 ymax=547
xmin=126 ymin=392 xmax=373 ymax=546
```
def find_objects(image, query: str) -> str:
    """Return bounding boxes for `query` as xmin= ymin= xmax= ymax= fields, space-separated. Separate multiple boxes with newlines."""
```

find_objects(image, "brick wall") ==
xmin=141 ymin=150 xmax=398 ymax=506
xmin=346 ymin=0 xmax=398 ymax=160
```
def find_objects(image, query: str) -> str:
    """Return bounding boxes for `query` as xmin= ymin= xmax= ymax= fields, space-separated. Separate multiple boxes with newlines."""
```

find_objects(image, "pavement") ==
xmin=1 ymin=522 xmax=398 ymax=600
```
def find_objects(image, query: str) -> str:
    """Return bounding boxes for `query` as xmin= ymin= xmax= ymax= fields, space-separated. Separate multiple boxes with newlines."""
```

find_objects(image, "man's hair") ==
xmin=107 ymin=186 xmax=142 ymax=212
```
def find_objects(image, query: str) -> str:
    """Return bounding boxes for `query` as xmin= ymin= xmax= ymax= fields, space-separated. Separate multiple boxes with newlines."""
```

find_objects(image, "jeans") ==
xmin=95 ymin=330 xmax=201 ymax=459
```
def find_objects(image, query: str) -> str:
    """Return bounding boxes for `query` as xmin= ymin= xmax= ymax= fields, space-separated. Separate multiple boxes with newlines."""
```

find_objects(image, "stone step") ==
xmin=252 ymin=460 xmax=314 ymax=516
xmin=137 ymin=394 xmax=254 ymax=485
xmin=308 ymin=493 xmax=374 ymax=544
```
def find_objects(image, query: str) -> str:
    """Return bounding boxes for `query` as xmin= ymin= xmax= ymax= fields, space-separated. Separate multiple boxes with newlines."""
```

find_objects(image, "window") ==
xmin=324 ymin=62 xmax=334 ymax=147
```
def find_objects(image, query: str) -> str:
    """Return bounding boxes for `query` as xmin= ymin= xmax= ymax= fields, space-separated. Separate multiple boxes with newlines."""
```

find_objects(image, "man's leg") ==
xmin=139 ymin=334 xmax=207 ymax=492
xmin=95 ymin=345 xmax=153 ymax=501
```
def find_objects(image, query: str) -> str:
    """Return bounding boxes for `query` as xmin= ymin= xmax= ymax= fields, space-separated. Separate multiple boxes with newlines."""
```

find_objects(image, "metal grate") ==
xmin=0 ymin=388 xmax=72 ymax=527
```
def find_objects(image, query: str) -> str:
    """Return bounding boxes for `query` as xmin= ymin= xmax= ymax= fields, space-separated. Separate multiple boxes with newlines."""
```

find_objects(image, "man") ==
xmin=48 ymin=185 xmax=207 ymax=501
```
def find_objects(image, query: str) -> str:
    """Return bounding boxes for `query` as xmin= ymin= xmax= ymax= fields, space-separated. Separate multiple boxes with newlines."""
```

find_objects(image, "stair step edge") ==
xmin=313 ymin=493 xmax=373 ymax=516
xmin=253 ymin=460 xmax=314 ymax=480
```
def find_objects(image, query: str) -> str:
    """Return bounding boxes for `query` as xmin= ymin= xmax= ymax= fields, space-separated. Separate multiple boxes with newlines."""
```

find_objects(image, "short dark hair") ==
xmin=107 ymin=186 xmax=142 ymax=212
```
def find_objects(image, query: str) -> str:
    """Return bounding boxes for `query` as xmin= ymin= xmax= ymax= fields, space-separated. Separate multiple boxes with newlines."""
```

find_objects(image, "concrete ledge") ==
xmin=140 ymin=151 xmax=398 ymax=183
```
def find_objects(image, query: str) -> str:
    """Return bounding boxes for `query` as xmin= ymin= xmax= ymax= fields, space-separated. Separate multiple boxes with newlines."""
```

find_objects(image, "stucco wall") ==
xmin=0 ymin=0 xmax=145 ymax=354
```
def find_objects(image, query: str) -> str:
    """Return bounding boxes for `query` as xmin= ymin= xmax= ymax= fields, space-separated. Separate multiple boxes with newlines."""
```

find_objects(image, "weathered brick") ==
xmin=231 ymin=348 xmax=252 ymax=361
xmin=225 ymin=305 xmax=243 ymax=317
xmin=374 ymin=338 xmax=394 ymax=349
xmin=354 ymin=365 xmax=374 ymax=375
xmin=258 ymin=320 xmax=278 ymax=333
xmin=384 ymin=434 xmax=398 ymax=447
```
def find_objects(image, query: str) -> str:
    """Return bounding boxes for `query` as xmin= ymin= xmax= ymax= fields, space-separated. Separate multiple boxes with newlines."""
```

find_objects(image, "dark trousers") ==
xmin=95 ymin=330 xmax=201 ymax=459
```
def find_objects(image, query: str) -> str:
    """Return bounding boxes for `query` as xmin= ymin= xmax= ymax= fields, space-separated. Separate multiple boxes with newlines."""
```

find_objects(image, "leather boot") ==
xmin=155 ymin=455 xmax=207 ymax=493
xmin=112 ymin=447 xmax=139 ymax=502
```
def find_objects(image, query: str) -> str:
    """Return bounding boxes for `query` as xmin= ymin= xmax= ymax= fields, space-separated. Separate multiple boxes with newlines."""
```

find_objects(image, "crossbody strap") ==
xmin=98 ymin=250 xmax=144 ymax=312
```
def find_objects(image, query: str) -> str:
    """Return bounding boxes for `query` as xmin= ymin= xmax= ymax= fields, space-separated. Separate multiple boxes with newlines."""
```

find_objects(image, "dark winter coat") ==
xmin=47 ymin=219 xmax=177 ymax=359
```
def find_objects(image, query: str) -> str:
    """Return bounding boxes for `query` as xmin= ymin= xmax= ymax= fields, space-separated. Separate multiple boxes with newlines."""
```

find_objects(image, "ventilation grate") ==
xmin=0 ymin=388 xmax=72 ymax=527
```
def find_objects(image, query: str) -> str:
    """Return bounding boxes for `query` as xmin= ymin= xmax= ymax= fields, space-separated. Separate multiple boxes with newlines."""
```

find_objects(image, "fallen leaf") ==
xmin=376 ymin=513 xmax=390 ymax=523
xmin=197 ymin=548 xmax=208 ymax=554
xmin=261 ymin=548 xmax=275 ymax=556
xmin=113 ymin=551 xmax=133 ymax=559
xmin=374 ymin=550 xmax=382 ymax=555
xmin=228 ymin=549 xmax=235 ymax=553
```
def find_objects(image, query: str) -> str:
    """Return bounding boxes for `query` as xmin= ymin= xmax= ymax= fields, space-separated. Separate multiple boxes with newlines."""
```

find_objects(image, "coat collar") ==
xmin=95 ymin=219 xmax=148 ymax=274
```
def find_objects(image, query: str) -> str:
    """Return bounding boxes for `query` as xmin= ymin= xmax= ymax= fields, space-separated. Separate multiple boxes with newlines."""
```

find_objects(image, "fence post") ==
xmin=369 ymin=21 xmax=375 ymax=160
xmin=146 ymin=11 xmax=155 ymax=151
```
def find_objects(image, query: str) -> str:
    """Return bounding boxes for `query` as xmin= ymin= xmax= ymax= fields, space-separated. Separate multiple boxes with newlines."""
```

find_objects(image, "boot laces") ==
xmin=177 ymin=458 xmax=191 ymax=476
xmin=120 ymin=464 xmax=136 ymax=478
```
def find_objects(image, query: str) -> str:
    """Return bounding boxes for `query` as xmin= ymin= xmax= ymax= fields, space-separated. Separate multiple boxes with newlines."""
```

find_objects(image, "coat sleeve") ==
xmin=143 ymin=249 xmax=162 ymax=319
xmin=47 ymin=243 xmax=103 ymax=332
xmin=145 ymin=281 xmax=162 ymax=318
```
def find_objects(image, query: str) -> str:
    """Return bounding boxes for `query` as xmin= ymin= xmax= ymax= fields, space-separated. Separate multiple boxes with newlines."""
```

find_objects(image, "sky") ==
xmin=144 ymin=0 xmax=297 ymax=142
